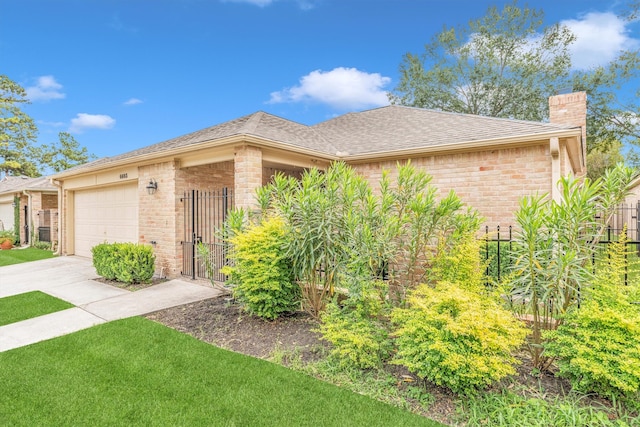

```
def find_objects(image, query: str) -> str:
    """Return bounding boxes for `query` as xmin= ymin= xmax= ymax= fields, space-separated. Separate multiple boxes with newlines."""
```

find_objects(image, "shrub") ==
xmin=319 ymin=278 xmax=392 ymax=369
xmin=260 ymin=161 xmax=481 ymax=315
xmin=91 ymin=242 xmax=155 ymax=284
xmin=392 ymin=279 xmax=528 ymax=395
xmin=31 ymin=240 xmax=52 ymax=250
xmin=221 ymin=216 xmax=298 ymax=320
xmin=544 ymin=235 xmax=640 ymax=405
xmin=91 ymin=243 xmax=117 ymax=280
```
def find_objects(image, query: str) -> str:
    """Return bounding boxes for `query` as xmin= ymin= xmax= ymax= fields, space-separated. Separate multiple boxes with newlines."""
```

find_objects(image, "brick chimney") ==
xmin=549 ymin=91 xmax=587 ymax=143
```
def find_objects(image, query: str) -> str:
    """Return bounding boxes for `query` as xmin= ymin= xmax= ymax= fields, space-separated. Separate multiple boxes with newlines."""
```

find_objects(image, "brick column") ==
xmin=234 ymin=145 xmax=263 ymax=210
xmin=549 ymin=91 xmax=587 ymax=164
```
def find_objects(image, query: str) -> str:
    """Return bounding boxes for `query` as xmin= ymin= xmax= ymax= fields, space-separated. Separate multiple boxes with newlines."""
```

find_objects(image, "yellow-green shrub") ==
xmin=392 ymin=281 xmax=528 ymax=395
xmin=221 ymin=216 xmax=298 ymax=320
xmin=545 ymin=236 xmax=640 ymax=404
xmin=319 ymin=279 xmax=392 ymax=369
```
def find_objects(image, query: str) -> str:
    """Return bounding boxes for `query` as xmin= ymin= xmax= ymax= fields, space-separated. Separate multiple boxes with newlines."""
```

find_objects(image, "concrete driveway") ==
xmin=0 ymin=256 xmax=223 ymax=352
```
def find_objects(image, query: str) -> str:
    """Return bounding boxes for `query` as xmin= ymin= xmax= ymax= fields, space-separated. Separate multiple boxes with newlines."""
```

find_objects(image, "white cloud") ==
xmin=25 ymin=75 xmax=65 ymax=102
xmin=69 ymin=113 xmax=116 ymax=133
xmin=562 ymin=12 xmax=640 ymax=69
xmin=123 ymin=98 xmax=143 ymax=106
xmin=269 ymin=67 xmax=391 ymax=110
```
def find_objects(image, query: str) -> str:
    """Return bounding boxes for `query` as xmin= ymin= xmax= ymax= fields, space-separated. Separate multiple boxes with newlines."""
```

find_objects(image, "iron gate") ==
xmin=181 ymin=188 xmax=233 ymax=281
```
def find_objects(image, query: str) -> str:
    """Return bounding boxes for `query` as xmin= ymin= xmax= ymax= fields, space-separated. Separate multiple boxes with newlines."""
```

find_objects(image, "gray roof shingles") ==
xmin=0 ymin=176 xmax=57 ymax=194
xmin=314 ymin=105 xmax=577 ymax=156
xmin=59 ymin=105 xmax=580 ymax=174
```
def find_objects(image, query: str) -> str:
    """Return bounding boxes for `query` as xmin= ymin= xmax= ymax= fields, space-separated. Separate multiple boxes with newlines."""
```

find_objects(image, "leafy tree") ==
xmin=390 ymin=1 xmax=640 ymax=177
xmin=0 ymin=75 xmax=39 ymax=177
xmin=571 ymin=51 xmax=640 ymax=153
xmin=390 ymin=2 xmax=574 ymax=122
xmin=35 ymin=132 xmax=96 ymax=173
xmin=586 ymin=140 xmax=625 ymax=181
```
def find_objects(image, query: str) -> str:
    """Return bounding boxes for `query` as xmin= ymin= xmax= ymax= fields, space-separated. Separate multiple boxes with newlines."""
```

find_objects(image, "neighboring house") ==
xmin=0 ymin=175 xmax=59 ymax=245
xmin=608 ymin=176 xmax=640 ymax=241
xmin=52 ymin=92 xmax=586 ymax=279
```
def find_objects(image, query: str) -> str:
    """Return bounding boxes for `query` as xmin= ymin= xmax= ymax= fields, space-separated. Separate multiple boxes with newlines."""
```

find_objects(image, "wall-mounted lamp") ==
xmin=146 ymin=179 xmax=158 ymax=195
xmin=11 ymin=202 xmax=16 ymax=208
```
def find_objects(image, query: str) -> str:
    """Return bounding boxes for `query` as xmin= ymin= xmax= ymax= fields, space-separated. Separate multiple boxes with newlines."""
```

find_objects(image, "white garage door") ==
xmin=0 ymin=202 xmax=14 ymax=232
xmin=74 ymin=183 xmax=139 ymax=258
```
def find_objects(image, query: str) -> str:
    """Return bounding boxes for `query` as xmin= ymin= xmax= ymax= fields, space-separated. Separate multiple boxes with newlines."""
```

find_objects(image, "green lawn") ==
xmin=0 ymin=291 xmax=74 ymax=326
xmin=0 ymin=247 xmax=55 ymax=266
xmin=0 ymin=317 xmax=442 ymax=426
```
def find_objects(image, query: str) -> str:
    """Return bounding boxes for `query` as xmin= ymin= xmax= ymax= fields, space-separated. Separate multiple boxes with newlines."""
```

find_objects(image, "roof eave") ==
xmin=52 ymin=134 xmax=338 ymax=180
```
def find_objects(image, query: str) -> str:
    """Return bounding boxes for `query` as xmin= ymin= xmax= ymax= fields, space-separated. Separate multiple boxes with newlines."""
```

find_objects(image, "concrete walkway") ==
xmin=0 ymin=256 xmax=223 ymax=352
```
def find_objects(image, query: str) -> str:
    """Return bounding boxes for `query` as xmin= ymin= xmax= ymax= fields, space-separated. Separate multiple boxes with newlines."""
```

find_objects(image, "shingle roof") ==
xmin=0 ymin=175 xmax=57 ymax=195
xmin=61 ymin=112 xmax=336 ymax=174
xmin=58 ymin=105 xmax=581 ymax=175
xmin=313 ymin=105 xmax=578 ymax=156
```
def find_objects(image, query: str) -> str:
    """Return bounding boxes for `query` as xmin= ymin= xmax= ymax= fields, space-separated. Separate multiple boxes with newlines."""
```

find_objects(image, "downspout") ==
xmin=52 ymin=179 xmax=62 ymax=255
xmin=550 ymin=137 xmax=561 ymax=202
xmin=22 ymin=190 xmax=33 ymax=246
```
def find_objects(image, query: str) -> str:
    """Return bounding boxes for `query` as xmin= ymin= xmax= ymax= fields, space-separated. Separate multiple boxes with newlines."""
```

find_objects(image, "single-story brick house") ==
xmin=51 ymin=92 xmax=586 ymax=279
xmin=0 ymin=175 xmax=59 ymax=245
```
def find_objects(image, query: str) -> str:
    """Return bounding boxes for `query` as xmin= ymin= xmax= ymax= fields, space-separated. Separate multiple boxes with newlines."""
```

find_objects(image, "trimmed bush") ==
xmin=91 ymin=242 xmax=155 ymax=284
xmin=392 ymin=281 xmax=528 ymax=395
xmin=221 ymin=216 xmax=299 ymax=320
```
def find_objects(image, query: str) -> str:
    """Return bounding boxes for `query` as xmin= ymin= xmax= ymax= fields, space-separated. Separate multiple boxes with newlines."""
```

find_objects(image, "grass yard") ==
xmin=0 ymin=247 xmax=55 ymax=266
xmin=0 ymin=317 xmax=442 ymax=427
xmin=0 ymin=291 xmax=74 ymax=326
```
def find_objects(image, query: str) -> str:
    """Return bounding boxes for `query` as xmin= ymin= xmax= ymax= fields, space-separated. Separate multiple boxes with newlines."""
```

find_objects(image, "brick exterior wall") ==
xmin=138 ymin=161 xmax=236 ymax=278
xmin=138 ymin=161 xmax=180 ymax=277
xmin=353 ymin=143 xmax=554 ymax=228
xmin=234 ymin=145 xmax=263 ymax=210
xmin=42 ymin=194 xmax=57 ymax=209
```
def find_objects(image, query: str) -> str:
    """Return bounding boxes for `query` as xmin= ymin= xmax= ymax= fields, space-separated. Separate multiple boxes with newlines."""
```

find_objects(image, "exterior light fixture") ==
xmin=11 ymin=202 xmax=16 ymax=208
xmin=146 ymin=179 xmax=158 ymax=195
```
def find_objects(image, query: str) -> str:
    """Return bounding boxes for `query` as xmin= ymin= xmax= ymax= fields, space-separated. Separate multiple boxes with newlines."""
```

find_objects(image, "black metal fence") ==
xmin=483 ymin=202 xmax=640 ymax=285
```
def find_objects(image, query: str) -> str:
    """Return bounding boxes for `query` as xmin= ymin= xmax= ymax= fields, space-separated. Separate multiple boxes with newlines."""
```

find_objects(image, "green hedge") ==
xmin=91 ymin=242 xmax=155 ymax=284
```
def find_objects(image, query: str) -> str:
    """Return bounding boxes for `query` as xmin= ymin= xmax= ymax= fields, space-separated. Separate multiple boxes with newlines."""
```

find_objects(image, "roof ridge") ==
xmin=317 ymin=104 xmax=576 ymax=130
xmin=242 ymin=111 xmax=265 ymax=134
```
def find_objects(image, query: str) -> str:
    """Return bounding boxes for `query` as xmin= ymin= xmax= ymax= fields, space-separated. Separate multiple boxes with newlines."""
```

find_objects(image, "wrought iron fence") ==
xmin=482 ymin=202 xmax=640 ymax=285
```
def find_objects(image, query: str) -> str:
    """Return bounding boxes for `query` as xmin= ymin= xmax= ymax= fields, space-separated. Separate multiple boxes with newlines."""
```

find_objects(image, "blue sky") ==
xmin=2 ymin=0 xmax=639 ymax=159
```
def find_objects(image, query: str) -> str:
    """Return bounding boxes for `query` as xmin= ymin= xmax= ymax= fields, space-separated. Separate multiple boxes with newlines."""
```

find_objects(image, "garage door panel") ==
xmin=0 ymin=202 xmax=14 ymax=232
xmin=74 ymin=183 xmax=138 ymax=257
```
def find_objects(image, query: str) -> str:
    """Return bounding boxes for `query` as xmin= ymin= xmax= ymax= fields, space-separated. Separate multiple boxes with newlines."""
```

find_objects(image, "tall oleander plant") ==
xmin=508 ymin=163 xmax=638 ymax=371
